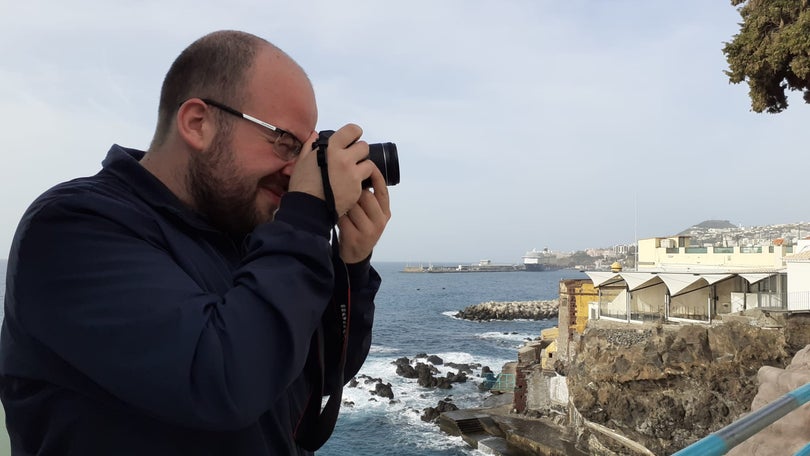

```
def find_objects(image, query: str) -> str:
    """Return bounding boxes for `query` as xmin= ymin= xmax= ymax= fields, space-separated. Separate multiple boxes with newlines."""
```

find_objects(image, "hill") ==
xmin=676 ymin=220 xmax=810 ymax=248
xmin=693 ymin=219 xmax=737 ymax=230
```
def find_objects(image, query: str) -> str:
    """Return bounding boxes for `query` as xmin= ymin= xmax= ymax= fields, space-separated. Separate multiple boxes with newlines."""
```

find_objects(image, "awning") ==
xmin=586 ymin=271 xmax=738 ymax=296
xmin=584 ymin=271 xmax=620 ymax=287
xmin=657 ymin=274 xmax=703 ymax=296
xmin=658 ymin=273 xmax=734 ymax=295
xmin=618 ymin=272 xmax=664 ymax=291
xmin=739 ymin=273 xmax=777 ymax=284
xmin=701 ymin=274 xmax=735 ymax=285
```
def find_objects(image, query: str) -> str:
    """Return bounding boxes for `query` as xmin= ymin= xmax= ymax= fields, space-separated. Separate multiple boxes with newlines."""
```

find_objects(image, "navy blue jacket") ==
xmin=0 ymin=145 xmax=379 ymax=455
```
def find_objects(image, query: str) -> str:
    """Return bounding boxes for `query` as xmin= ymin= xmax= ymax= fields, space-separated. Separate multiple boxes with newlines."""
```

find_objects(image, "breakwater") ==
xmin=403 ymin=264 xmax=525 ymax=273
xmin=456 ymin=300 xmax=559 ymax=321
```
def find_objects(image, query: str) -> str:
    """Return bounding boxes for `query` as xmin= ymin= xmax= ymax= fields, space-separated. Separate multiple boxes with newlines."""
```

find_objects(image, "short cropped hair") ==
xmin=151 ymin=30 xmax=268 ymax=146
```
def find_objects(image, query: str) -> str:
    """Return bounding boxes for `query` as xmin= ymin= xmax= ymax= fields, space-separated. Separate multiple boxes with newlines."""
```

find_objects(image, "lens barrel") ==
xmin=364 ymin=142 xmax=400 ymax=188
xmin=315 ymin=130 xmax=400 ymax=188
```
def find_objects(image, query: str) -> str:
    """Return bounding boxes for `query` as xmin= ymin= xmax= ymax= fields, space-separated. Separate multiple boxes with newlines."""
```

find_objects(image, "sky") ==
xmin=1 ymin=1 xmax=807 ymax=264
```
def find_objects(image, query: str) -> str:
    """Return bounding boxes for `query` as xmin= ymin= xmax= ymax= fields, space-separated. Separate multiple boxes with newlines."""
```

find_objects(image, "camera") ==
xmin=316 ymin=130 xmax=400 ymax=188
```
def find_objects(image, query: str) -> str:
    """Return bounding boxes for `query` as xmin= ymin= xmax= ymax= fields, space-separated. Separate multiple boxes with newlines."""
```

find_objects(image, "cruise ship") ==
xmin=522 ymin=248 xmax=557 ymax=271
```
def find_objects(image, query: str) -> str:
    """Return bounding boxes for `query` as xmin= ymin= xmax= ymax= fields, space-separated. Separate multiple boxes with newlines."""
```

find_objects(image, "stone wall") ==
xmin=566 ymin=319 xmax=790 ymax=455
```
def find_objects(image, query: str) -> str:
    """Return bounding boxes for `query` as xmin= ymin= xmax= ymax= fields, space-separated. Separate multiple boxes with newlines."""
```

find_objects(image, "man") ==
xmin=0 ymin=30 xmax=391 ymax=455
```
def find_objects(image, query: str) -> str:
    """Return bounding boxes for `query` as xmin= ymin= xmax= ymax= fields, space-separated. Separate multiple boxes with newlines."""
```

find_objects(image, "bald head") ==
xmin=150 ymin=30 xmax=310 ymax=148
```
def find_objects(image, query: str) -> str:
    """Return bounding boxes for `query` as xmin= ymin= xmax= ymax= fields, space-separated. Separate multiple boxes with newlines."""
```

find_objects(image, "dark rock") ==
xmin=445 ymin=362 xmax=477 ymax=374
xmin=421 ymin=398 xmax=458 ymax=422
xmin=396 ymin=363 xmax=418 ymax=378
xmin=416 ymin=363 xmax=440 ymax=388
xmin=370 ymin=382 xmax=394 ymax=400
xmin=356 ymin=374 xmax=383 ymax=385
xmin=426 ymin=355 xmax=443 ymax=365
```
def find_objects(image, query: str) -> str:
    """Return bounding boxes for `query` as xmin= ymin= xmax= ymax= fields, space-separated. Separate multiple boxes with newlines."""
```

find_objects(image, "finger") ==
xmin=297 ymin=130 xmax=320 ymax=160
xmin=349 ymin=194 xmax=385 ymax=235
xmin=368 ymin=168 xmax=391 ymax=217
xmin=328 ymin=124 xmax=363 ymax=149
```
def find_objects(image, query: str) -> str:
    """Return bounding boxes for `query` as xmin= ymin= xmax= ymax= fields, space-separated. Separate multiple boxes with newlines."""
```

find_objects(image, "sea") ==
xmin=0 ymin=259 xmax=587 ymax=455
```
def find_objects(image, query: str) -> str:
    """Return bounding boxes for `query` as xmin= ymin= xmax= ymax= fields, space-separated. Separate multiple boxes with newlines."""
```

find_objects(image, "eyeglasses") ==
xmin=200 ymin=98 xmax=303 ymax=161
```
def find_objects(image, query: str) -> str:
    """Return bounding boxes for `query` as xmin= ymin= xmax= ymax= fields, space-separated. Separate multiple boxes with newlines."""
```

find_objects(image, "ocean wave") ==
xmin=368 ymin=344 xmax=401 ymax=354
xmin=441 ymin=310 xmax=459 ymax=318
xmin=477 ymin=331 xmax=534 ymax=342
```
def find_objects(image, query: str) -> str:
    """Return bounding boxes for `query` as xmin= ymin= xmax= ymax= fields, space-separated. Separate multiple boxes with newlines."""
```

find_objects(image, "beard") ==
xmin=188 ymin=131 xmax=274 ymax=239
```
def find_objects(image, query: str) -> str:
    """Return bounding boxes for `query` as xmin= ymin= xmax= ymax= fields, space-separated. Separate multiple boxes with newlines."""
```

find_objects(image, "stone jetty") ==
xmin=455 ymin=300 xmax=558 ymax=321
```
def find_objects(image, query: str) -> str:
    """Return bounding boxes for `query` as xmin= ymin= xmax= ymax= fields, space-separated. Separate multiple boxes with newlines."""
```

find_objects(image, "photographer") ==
xmin=0 ymin=30 xmax=391 ymax=455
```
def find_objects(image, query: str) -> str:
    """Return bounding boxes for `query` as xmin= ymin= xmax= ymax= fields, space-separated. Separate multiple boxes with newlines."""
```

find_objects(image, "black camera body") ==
xmin=316 ymin=130 xmax=400 ymax=188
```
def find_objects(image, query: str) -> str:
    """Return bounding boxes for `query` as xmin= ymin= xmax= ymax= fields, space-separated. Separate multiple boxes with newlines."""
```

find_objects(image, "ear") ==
xmin=175 ymin=99 xmax=214 ymax=151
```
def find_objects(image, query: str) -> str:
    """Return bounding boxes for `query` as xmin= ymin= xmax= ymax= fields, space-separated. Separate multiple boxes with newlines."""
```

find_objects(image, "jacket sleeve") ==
xmin=9 ymin=190 xmax=335 ymax=431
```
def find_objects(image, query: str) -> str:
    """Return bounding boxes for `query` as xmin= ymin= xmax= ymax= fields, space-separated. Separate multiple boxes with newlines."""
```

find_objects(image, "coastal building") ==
xmin=786 ymin=238 xmax=810 ymax=311
xmin=513 ymin=327 xmax=567 ymax=415
xmin=585 ymin=235 xmax=799 ymax=324
xmin=557 ymin=279 xmax=596 ymax=362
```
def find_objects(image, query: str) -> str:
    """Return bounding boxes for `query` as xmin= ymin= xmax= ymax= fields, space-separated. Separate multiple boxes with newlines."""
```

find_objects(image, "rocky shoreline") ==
xmin=435 ymin=312 xmax=810 ymax=456
xmin=343 ymin=352 xmax=493 ymax=423
xmin=455 ymin=299 xmax=559 ymax=321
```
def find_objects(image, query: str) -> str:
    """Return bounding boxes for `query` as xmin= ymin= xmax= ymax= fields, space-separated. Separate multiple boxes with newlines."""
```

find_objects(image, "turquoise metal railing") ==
xmin=481 ymin=372 xmax=516 ymax=391
xmin=673 ymin=382 xmax=810 ymax=455
xmin=796 ymin=442 xmax=810 ymax=456
xmin=493 ymin=373 xmax=515 ymax=391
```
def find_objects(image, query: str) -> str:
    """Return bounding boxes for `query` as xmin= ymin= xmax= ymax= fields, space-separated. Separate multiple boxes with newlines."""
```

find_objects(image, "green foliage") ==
xmin=723 ymin=0 xmax=810 ymax=113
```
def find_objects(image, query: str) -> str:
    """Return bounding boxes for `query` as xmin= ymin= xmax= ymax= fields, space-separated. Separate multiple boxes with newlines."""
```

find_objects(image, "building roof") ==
xmin=786 ymin=250 xmax=810 ymax=262
xmin=584 ymin=270 xmax=780 ymax=297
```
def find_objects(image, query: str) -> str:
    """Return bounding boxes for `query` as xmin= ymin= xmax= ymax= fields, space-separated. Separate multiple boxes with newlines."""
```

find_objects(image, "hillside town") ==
xmin=546 ymin=220 xmax=810 ymax=271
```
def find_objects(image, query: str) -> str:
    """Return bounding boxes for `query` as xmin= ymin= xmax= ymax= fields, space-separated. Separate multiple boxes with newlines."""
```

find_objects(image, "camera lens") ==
xmin=364 ymin=142 xmax=399 ymax=188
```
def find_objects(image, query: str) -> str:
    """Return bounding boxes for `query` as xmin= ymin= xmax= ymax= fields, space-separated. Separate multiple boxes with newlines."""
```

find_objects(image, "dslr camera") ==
xmin=317 ymin=130 xmax=400 ymax=188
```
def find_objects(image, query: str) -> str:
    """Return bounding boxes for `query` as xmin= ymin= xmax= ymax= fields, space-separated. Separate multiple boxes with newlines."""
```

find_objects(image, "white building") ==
xmin=786 ymin=238 xmax=810 ymax=311
xmin=585 ymin=235 xmax=806 ymax=324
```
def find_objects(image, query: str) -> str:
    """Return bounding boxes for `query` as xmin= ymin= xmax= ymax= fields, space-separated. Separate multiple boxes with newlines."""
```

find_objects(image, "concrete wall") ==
xmin=525 ymin=368 xmax=568 ymax=413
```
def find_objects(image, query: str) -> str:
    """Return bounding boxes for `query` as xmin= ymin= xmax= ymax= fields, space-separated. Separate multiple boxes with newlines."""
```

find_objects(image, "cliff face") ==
xmin=567 ymin=319 xmax=790 ymax=455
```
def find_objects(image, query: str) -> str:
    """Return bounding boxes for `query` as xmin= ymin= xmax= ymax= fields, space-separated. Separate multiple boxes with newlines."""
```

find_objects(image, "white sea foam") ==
xmin=478 ymin=331 xmax=534 ymax=343
xmin=368 ymin=344 xmax=401 ymax=355
xmin=339 ymin=347 xmax=519 ymax=424
xmin=441 ymin=310 xmax=459 ymax=318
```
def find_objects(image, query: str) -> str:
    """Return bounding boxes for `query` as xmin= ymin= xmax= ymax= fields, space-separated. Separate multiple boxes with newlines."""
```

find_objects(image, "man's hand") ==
xmin=338 ymin=167 xmax=391 ymax=263
xmin=289 ymin=124 xmax=375 ymax=217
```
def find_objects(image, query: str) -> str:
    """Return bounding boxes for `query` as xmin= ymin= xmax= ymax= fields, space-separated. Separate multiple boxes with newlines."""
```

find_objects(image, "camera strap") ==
xmin=294 ymin=248 xmax=351 ymax=451
xmin=314 ymin=135 xmax=339 ymax=225
xmin=294 ymin=136 xmax=351 ymax=452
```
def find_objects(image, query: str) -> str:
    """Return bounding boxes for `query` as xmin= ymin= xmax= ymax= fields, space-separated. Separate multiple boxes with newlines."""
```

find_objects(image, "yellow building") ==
xmin=557 ymin=279 xmax=597 ymax=361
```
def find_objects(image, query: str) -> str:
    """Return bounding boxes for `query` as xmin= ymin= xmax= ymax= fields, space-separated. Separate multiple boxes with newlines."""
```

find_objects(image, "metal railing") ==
xmin=673 ymin=382 xmax=810 ymax=455
xmin=481 ymin=372 xmax=516 ymax=392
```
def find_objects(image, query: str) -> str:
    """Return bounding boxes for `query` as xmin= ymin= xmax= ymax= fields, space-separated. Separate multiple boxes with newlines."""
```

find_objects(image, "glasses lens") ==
xmin=274 ymin=132 xmax=302 ymax=161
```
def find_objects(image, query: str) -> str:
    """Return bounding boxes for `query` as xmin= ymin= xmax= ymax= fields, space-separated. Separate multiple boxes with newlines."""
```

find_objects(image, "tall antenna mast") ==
xmin=634 ymin=192 xmax=638 ymax=271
